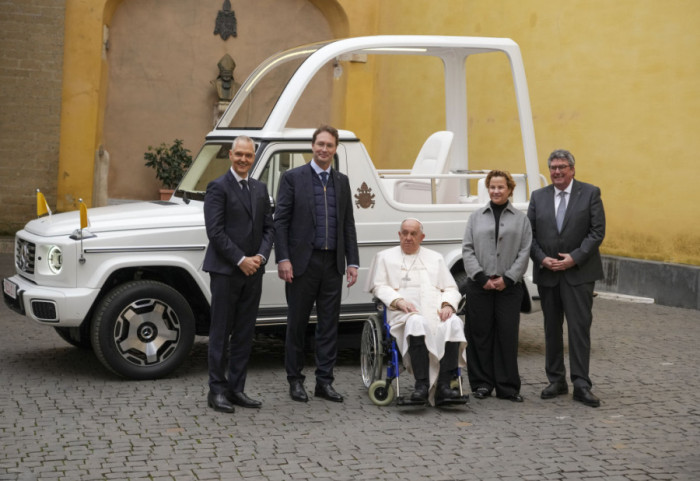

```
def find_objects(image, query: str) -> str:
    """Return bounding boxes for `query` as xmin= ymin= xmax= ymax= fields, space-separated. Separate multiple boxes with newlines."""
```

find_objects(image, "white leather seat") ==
xmin=394 ymin=131 xmax=454 ymax=203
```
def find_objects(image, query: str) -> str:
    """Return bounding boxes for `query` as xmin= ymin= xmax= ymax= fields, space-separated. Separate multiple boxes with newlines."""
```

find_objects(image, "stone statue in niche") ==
xmin=214 ymin=0 xmax=237 ymax=40
xmin=213 ymin=54 xmax=240 ymax=102
xmin=212 ymin=54 xmax=241 ymax=124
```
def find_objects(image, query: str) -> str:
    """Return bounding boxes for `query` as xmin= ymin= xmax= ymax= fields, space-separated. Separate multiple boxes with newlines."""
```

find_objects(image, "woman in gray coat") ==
xmin=462 ymin=170 xmax=532 ymax=402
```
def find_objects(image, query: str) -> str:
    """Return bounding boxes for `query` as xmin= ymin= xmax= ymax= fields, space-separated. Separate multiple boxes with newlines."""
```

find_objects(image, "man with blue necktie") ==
xmin=274 ymin=125 xmax=360 ymax=403
xmin=528 ymin=149 xmax=606 ymax=407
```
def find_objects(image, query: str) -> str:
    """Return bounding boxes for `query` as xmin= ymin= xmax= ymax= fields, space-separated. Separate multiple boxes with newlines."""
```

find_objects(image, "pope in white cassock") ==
xmin=365 ymin=218 xmax=467 ymax=405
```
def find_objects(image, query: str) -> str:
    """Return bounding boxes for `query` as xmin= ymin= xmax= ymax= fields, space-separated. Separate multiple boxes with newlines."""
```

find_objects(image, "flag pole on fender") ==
xmin=78 ymin=198 xmax=89 ymax=264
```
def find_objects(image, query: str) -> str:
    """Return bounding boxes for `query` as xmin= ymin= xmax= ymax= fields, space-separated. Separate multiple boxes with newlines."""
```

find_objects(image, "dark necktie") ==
xmin=320 ymin=171 xmax=329 ymax=187
xmin=556 ymin=191 xmax=567 ymax=232
xmin=240 ymin=179 xmax=252 ymax=210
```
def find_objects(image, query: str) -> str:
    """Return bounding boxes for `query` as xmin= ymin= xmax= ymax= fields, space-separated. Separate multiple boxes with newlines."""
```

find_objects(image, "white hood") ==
xmin=23 ymin=201 xmax=204 ymax=238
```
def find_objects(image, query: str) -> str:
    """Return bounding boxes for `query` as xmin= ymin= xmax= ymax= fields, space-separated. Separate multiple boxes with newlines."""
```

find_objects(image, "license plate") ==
xmin=3 ymin=278 xmax=17 ymax=299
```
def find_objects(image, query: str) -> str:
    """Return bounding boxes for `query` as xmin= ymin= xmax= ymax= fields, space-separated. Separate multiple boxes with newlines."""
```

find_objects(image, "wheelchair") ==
xmin=360 ymin=301 xmax=469 ymax=407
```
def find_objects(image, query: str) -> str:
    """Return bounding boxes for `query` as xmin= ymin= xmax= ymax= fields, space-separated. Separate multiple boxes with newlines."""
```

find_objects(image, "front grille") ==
xmin=15 ymin=238 xmax=36 ymax=274
xmin=31 ymin=300 xmax=57 ymax=321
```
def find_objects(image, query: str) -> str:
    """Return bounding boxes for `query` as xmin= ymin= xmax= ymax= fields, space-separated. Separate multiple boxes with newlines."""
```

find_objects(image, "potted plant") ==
xmin=144 ymin=139 xmax=193 ymax=200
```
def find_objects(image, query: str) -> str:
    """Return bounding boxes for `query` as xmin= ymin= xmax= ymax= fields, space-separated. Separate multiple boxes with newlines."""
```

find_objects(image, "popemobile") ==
xmin=3 ymin=35 xmax=544 ymax=381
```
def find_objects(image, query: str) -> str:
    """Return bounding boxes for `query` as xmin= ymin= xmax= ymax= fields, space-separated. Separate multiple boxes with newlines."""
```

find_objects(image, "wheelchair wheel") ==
xmin=368 ymin=380 xmax=395 ymax=406
xmin=360 ymin=314 xmax=383 ymax=388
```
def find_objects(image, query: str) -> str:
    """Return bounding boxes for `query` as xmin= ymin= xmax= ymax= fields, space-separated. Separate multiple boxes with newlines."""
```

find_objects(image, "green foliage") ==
xmin=143 ymin=139 xmax=193 ymax=190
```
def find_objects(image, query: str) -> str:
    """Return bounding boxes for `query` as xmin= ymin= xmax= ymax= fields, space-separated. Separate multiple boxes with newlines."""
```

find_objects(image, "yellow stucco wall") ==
xmin=336 ymin=0 xmax=700 ymax=266
xmin=59 ymin=0 xmax=700 ymax=265
xmin=57 ymin=0 xmax=114 ymax=212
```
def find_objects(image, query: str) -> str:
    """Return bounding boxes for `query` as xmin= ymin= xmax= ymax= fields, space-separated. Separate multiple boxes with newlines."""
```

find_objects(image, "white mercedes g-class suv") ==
xmin=3 ymin=36 xmax=544 ymax=379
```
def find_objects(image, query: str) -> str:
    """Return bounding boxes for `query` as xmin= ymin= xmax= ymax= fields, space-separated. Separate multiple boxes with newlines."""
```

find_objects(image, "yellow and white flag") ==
xmin=79 ymin=199 xmax=89 ymax=229
xmin=36 ymin=190 xmax=51 ymax=217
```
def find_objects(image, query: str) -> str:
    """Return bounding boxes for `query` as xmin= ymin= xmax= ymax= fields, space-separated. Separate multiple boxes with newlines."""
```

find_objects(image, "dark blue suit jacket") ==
xmin=274 ymin=163 xmax=359 ymax=276
xmin=203 ymin=170 xmax=274 ymax=276
xmin=528 ymin=180 xmax=605 ymax=287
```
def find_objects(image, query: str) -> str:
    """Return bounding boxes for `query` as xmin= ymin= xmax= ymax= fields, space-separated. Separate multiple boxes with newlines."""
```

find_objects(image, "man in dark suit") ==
xmin=274 ymin=125 xmax=360 ymax=403
xmin=203 ymin=136 xmax=274 ymax=413
xmin=528 ymin=149 xmax=606 ymax=408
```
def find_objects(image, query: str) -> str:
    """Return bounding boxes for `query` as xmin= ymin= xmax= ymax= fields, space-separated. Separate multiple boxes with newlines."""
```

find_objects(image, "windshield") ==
xmin=176 ymin=142 xmax=234 ymax=200
xmin=217 ymin=42 xmax=331 ymax=129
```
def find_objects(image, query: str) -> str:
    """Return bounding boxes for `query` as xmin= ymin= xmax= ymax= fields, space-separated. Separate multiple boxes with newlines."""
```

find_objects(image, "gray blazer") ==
xmin=462 ymin=201 xmax=532 ymax=284
xmin=527 ymin=179 xmax=605 ymax=287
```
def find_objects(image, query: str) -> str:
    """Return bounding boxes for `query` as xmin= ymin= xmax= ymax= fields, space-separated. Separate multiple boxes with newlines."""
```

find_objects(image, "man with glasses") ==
xmin=527 ymin=149 xmax=606 ymax=407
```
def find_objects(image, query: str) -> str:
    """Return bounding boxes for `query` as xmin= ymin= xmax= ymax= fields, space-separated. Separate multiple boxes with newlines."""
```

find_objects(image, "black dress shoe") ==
xmin=541 ymin=382 xmax=568 ymax=399
xmin=207 ymin=392 xmax=235 ymax=413
xmin=573 ymin=387 xmax=600 ymax=408
xmin=498 ymin=393 xmax=524 ymax=402
xmin=228 ymin=392 xmax=262 ymax=409
xmin=410 ymin=384 xmax=429 ymax=403
xmin=314 ymin=383 xmax=343 ymax=402
xmin=289 ymin=380 xmax=308 ymax=402
xmin=472 ymin=387 xmax=491 ymax=399
xmin=435 ymin=383 xmax=459 ymax=404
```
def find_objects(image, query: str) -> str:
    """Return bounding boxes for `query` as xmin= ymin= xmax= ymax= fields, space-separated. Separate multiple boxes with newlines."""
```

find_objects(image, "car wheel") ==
xmin=91 ymin=280 xmax=195 ymax=380
xmin=452 ymin=270 xmax=469 ymax=315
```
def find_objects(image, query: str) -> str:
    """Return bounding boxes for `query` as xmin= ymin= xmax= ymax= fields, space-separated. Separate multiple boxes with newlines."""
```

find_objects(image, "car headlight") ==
xmin=47 ymin=245 xmax=63 ymax=274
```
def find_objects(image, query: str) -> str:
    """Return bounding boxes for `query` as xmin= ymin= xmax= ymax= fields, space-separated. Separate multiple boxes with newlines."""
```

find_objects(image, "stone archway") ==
xmin=102 ymin=0 xmax=339 ymax=201
xmin=57 ymin=0 xmax=349 ymax=207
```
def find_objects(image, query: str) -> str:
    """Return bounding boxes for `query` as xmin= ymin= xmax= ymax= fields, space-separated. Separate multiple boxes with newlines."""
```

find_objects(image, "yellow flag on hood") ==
xmin=36 ymin=190 xmax=51 ymax=217
xmin=79 ymin=200 xmax=88 ymax=229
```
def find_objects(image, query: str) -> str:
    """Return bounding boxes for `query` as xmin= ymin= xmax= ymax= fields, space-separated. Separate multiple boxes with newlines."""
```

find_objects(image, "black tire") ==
xmin=452 ymin=270 xmax=469 ymax=315
xmin=91 ymin=280 xmax=195 ymax=380
xmin=360 ymin=314 xmax=384 ymax=388
xmin=54 ymin=325 xmax=92 ymax=349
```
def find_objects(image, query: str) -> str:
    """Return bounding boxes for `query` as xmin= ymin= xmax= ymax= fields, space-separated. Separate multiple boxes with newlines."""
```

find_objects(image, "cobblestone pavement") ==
xmin=1 ymin=252 xmax=699 ymax=480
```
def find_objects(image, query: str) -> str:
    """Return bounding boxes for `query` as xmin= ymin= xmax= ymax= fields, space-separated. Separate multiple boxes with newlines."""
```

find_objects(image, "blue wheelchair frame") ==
xmin=361 ymin=301 xmax=468 ymax=407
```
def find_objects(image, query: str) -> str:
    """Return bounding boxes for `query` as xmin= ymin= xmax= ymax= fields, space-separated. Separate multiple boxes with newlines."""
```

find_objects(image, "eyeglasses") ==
xmin=549 ymin=164 xmax=571 ymax=172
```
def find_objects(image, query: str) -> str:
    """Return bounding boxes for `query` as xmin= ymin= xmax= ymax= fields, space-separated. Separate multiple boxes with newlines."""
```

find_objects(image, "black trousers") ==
xmin=464 ymin=279 xmax=522 ymax=397
xmin=538 ymin=279 xmax=594 ymax=389
xmin=409 ymin=336 xmax=460 ymax=387
xmin=284 ymin=250 xmax=342 ymax=385
xmin=208 ymin=270 xmax=263 ymax=394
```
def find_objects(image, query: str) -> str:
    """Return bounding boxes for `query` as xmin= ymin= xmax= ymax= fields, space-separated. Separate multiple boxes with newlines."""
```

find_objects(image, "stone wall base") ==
xmin=597 ymin=255 xmax=700 ymax=310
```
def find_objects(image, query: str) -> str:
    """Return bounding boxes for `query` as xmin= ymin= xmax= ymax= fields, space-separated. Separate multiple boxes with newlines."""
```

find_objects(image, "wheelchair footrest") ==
xmin=396 ymin=396 xmax=428 ymax=407
xmin=435 ymin=395 xmax=470 ymax=406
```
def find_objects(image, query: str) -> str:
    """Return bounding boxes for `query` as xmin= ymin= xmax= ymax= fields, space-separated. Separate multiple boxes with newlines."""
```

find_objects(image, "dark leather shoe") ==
xmin=498 ymin=393 xmax=524 ymax=402
xmin=472 ymin=387 xmax=491 ymax=399
xmin=207 ymin=392 xmax=235 ymax=413
xmin=435 ymin=383 xmax=459 ymax=403
xmin=573 ymin=386 xmax=600 ymax=407
xmin=228 ymin=392 xmax=262 ymax=409
xmin=314 ymin=383 xmax=343 ymax=402
xmin=541 ymin=382 xmax=568 ymax=399
xmin=410 ymin=384 xmax=429 ymax=403
xmin=289 ymin=380 xmax=308 ymax=402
